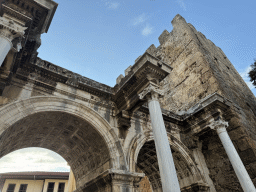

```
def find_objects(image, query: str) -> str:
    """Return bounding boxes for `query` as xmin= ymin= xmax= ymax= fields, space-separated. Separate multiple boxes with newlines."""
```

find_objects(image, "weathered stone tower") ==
xmin=151 ymin=14 xmax=256 ymax=191
xmin=0 ymin=1 xmax=256 ymax=191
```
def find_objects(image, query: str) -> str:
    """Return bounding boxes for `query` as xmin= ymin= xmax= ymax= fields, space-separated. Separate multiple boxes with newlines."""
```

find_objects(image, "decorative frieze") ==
xmin=0 ymin=16 xmax=27 ymax=66
xmin=33 ymin=58 xmax=113 ymax=94
xmin=0 ymin=17 xmax=27 ymax=41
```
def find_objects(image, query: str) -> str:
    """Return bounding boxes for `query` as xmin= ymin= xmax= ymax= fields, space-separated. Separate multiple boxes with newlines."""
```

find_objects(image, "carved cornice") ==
xmin=33 ymin=58 xmax=113 ymax=95
xmin=113 ymin=52 xmax=172 ymax=115
xmin=0 ymin=16 xmax=27 ymax=41
xmin=110 ymin=169 xmax=144 ymax=184
xmin=181 ymin=93 xmax=234 ymax=134
xmin=3 ymin=0 xmax=58 ymax=34
xmin=14 ymin=66 xmax=115 ymax=109
xmin=2 ymin=4 xmax=33 ymax=24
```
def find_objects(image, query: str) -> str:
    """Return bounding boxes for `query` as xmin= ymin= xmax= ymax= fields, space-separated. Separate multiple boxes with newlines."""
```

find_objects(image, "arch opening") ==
xmin=0 ymin=111 xmax=111 ymax=188
xmin=128 ymin=132 xmax=206 ymax=192
xmin=0 ymin=147 xmax=70 ymax=173
xmin=136 ymin=140 xmax=196 ymax=191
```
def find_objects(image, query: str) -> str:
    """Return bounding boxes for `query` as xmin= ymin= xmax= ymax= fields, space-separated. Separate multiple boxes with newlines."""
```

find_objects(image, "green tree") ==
xmin=249 ymin=59 xmax=256 ymax=87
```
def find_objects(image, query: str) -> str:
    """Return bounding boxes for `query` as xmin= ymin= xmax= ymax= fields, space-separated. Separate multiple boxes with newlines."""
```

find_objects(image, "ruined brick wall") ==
xmin=145 ymin=14 xmax=256 ymax=191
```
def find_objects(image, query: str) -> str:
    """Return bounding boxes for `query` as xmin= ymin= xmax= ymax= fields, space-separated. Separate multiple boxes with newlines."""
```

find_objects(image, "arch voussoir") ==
xmin=127 ymin=131 xmax=206 ymax=190
xmin=0 ymin=96 xmax=124 ymax=171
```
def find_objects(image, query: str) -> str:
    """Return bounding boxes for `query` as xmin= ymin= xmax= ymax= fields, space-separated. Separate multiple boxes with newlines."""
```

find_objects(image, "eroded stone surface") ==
xmin=0 ymin=111 xmax=111 ymax=188
xmin=0 ymin=4 xmax=256 ymax=191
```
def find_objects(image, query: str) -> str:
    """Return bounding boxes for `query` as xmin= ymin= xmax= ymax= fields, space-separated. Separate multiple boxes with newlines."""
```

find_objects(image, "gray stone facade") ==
xmin=0 ymin=1 xmax=256 ymax=192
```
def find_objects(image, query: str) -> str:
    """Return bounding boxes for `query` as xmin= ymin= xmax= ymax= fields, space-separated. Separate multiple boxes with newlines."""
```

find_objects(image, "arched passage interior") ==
xmin=129 ymin=133 xmax=207 ymax=192
xmin=0 ymin=111 xmax=111 ymax=188
xmin=0 ymin=97 xmax=126 ymax=190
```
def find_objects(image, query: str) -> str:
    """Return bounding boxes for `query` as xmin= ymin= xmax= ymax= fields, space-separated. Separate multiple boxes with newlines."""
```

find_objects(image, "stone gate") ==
xmin=0 ymin=1 xmax=256 ymax=192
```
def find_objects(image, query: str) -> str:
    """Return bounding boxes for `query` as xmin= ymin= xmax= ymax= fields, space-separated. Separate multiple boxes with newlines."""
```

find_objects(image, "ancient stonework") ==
xmin=0 ymin=1 xmax=256 ymax=192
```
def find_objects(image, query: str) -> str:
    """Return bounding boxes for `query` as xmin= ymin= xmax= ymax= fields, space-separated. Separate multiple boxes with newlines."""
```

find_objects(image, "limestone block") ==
xmin=116 ymin=74 xmax=124 ymax=84
xmin=125 ymin=65 xmax=132 ymax=76
xmin=135 ymin=55 xmax=142 ymax=63
xmin=158 ymin=29 xmax=169 ymax=45
xmin=145 ymin=44 xmax=157 ymax=56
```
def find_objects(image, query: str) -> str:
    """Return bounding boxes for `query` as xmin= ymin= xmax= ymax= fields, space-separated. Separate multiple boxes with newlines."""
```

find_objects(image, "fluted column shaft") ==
xmin=209 ymin=119 xmax=256 ymax=192
xmin=139 ymin=82 xmax=181 ymax=192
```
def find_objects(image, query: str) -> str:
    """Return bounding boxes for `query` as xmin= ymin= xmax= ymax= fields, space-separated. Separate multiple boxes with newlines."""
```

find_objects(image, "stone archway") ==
xmin=0 ymin=96 xmax=126 ymax=189
xmin=128 ymin=131 xmax=207 ymax=191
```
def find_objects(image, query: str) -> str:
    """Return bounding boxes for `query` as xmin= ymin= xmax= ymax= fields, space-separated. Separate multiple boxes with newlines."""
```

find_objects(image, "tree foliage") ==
xmin=249 ymin=59 xmax=256 ymax=87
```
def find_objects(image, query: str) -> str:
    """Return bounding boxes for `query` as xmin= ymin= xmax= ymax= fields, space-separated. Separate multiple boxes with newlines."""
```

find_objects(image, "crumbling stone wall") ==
xmin=142 ymin=14 xmax=256 ymax=191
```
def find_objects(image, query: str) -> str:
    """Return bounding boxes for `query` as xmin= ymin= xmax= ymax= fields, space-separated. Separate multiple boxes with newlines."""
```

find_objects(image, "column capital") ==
xmin=0 ymin=17 xmax=27 ymax=42
xmin=208 ymin=118 xmax=228 ymax=134
xmin=138 ymin=82 xmax=164 ymax=101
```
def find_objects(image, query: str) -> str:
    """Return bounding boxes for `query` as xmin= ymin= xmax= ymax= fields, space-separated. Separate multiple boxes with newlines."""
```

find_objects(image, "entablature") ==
xmin=1 ymin=0 xmax=58 ymax=34
xmin=135 ymin=93 xmax=237 ymax=137
xmin=113 ymin=52 xmax=172 ymax=115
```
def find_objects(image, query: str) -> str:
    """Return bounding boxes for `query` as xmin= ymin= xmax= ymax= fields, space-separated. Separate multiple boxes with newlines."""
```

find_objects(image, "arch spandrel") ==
xmin=0 ymin=96 xmax=127 ymax=188
xmin=127 ymin=131 xmax=207 ymax=191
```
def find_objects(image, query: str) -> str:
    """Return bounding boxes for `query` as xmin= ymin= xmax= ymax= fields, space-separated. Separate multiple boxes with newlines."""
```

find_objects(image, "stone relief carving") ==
xmin=34 ymin=58 xmax=113 ymax=94
xmin=0 ymin=17 xmax=27 ymax=40
xmin=208 ymin=117 xmax=229 ymax=133
xmin=138 ymin=82 xmax=164 ymax=100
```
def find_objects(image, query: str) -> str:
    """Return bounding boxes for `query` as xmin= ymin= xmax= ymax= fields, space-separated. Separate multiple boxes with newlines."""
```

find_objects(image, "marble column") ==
xmin=0 ymin=35 xmax=12 ymax=66
xmin=209 ymin=118 xmax=256 ymax=192
xmin=139 ymin=82 xmax=181 ymax=192
xmin=0 ymin=17 xmax=26 ymax=66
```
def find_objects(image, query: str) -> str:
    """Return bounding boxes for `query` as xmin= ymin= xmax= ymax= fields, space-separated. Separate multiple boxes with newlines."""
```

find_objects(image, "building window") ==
xmin=57 ymin=183 xmax=65 ymax=192
xmin=7 ymin=184 xmax=16 ymax=192
xmin=47 ymin=182 xmax=55 ymax=192
xmin=18 ymin=184 xmax=27 ymax=192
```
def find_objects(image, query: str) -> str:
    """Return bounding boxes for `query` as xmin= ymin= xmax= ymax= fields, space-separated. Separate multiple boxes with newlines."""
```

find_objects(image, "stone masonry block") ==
xmin=158 ymin=30 xmax=169 ymax=45
xmin=116 ymin=74 xmax=124 ymax=85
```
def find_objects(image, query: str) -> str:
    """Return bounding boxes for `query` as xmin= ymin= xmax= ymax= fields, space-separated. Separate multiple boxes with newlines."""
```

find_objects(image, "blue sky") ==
xmin=38 ymin=0 xmax=256 ymax=95
xmin=0 ymin=148 xmax=69 ymax=173
xmin=0 ymin=0 xmax=256 ymax=174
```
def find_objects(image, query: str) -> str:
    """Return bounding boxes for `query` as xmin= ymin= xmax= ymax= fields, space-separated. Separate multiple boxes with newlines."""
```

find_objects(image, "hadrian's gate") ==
xmin=0 ymin=1 xmax=256 ymax=192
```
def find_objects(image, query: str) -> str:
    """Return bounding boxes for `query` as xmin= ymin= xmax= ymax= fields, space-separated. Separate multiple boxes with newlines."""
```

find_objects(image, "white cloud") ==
xmin=0 ymin=148 xmax=70 ymax=173
xmin=239 ymin=66 xmax=254 ymax=89
xmin=106 ymin=2 xmax=119 ymax=9
xmin=142 ymin=24 xmax=153 ymax=36
xmin=133 ymin=13 xmax=147 ymax=25
xmin=176 ymin=0 xmax=186 ymax=11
